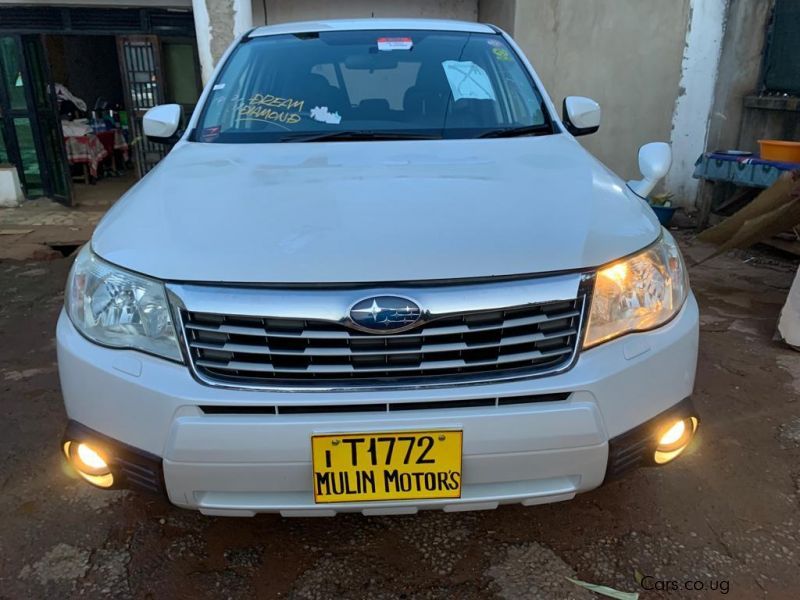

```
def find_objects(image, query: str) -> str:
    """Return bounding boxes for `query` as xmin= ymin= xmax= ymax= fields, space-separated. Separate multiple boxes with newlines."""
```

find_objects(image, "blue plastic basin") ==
xmin=649 ymin=204 xmax=677 ymax=226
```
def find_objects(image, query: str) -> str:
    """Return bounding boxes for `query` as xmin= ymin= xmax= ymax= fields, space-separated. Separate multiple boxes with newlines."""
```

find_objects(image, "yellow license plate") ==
xmin=311 ymin=430 xmax=463 ymax=503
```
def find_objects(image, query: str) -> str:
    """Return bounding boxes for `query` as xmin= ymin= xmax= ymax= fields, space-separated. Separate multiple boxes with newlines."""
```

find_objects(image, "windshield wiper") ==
xmin=280 ymin=131 xmax=442 ymax=143
xmin=476 ymin=124 xmax=552 ymax=139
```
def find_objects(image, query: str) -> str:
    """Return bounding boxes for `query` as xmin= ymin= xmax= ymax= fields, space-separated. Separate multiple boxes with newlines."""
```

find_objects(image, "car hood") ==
xmin=92 ymin=135 xmax=660 ymax=284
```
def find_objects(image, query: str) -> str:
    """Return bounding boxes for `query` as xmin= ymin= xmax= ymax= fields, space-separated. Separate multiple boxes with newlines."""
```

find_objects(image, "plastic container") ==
xmin=649 ymin=204 xmax=676 ymax=226
xmin=758 ymin=140 xmax=800 ymax=163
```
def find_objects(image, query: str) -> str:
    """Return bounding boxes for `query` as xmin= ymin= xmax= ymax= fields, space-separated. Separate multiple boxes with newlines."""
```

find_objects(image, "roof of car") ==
xmin=248 ymin=18 xmax=497 ymax=37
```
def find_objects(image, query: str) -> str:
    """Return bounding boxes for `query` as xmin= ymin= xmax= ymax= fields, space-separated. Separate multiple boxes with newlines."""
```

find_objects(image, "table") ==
xmin=693 ymin=152 xmax=800 ymax=226
xmin=64 ymin=133 xmax=107 ymax=182
xmin=64 ymin=129 xmax=129 ymax=182
xmin=694 ymin=152 xmax=800 ymax=188
xmin=96 ymin=130 xmax=129 ymax=165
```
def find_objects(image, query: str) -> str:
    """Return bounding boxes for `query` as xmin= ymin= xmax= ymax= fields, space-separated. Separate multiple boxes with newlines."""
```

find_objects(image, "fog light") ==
xmin=654 ymin=417 xmax=698 ymax=464
xmin=64 ymin=441 xmax=115 ymax=488
xmin=77 ymin=443 xmax=108 ymax=471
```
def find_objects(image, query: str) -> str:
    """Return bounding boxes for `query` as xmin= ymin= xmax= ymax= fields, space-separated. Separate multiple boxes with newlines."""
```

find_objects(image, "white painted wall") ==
xmin=665 ymin=0 xmax=727 ymax=207
xmin=0 ymin=167 xmax=24 ymax=208
xmin=191 ymin=0 xmax=213 ymax=84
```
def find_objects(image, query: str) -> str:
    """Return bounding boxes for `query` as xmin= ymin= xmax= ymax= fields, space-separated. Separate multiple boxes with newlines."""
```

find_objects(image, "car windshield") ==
xmin=193 ymin=29 xmax=553 ymax=143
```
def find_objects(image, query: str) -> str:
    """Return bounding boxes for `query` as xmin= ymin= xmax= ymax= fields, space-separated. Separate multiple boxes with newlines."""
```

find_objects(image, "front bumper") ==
xmin=57 ymin=295 xmax=699 ymax=516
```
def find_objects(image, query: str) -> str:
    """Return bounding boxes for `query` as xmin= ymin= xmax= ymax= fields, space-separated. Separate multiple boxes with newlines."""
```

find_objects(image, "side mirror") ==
xmin=143 ymin=104 xmax=183 ymax=144
xmin=627 ymin=142 xmax=672 ymax=198
xmin=562 ymin=96 xmax=601 ymax=136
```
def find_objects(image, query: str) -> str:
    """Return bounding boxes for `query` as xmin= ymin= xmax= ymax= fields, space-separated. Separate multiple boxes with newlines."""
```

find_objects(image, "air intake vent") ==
xmin=199 ymin=393 xmax=572 ymax=415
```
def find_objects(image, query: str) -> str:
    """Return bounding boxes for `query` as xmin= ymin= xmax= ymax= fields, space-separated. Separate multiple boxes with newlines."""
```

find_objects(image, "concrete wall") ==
xmin=478 ymin=0 xmax=516 ymax=34
xmin=512 ymin=0 xmax=691 ymax=186
xmin=253 ymin=0 xmax=478 ymax=25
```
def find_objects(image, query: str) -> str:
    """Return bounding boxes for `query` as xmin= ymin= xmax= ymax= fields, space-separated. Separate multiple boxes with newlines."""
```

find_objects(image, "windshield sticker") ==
xmin=244 ymin=93 xmax=304 ymax=111
xmin=212 ymin=83 xmax=226 ymax=91
xmin=487 ymin=39 xmax=504 ymax=48
xmin=238 ymin=93 xmax=304 ymax=125
xmin=310 ymin=106 xmax=342 ymax=124
xmin=441 ymin=61 xmax=497 ymax=101
xmin=200 ymin=125 xmax=220 ymax=142
xmin=377 ymin=37 xmax=413 ymax=51
xmin=491 ymin=47 xmax=512 ymax=62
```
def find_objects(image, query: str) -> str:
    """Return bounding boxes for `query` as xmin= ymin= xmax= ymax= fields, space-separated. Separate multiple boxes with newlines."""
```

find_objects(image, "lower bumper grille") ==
xmin=181 ymin=296 xmax=584 ymax=386
xmin=199 ymin=392 xmax=572 ymax=415
xmin=63 ymin=421 xmax=165 ymax=496
xmin=604 ymin=397 xmax=698 ymax=481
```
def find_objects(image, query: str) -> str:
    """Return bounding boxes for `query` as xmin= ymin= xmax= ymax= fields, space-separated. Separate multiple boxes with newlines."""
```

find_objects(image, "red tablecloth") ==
xmin=64 ymin=134 xmax=107 ymax=178
xmin=96 ymin=130 xmax=129 ymax=162
xmin=64 ymin=129 xmax=129 ymax=178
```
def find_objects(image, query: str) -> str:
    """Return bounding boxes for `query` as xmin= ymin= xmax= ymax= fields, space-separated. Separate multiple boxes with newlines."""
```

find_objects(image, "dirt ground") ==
xmin=0 ymin=175 xmax=132 ymax=262
xmin=0 ymin=233 xmax=799 ymax=599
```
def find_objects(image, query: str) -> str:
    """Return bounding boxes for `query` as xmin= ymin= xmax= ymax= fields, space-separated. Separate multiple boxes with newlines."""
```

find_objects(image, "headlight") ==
xmin=65 ymin=245 xmax=182 ymax=362
xmin=584 ymin=231 xmax=688 ymax=348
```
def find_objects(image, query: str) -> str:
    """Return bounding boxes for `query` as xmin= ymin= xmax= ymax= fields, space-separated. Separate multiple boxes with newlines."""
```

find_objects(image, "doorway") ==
xmin=45 ymin=33 xmax=201 ymax=192
xmin=44 ymin=34 xmax=130 ymax=201
xmin=0 ymin=6 xmax=201 ymax=206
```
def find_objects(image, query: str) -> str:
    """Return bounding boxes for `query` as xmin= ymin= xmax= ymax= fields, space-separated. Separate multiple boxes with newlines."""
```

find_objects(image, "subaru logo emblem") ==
xmin=348 ymin=296 xmax=422 ymax=333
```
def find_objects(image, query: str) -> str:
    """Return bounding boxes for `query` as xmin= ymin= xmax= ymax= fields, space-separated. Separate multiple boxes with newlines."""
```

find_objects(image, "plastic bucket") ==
xmin=758 ymin=140 xmax=800 ymax=163
xmin=649 ymin=204 xmax=676 ymax=226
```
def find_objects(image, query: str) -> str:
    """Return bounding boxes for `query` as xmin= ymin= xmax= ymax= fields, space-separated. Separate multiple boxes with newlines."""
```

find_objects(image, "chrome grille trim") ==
xmin=182 ymin=309 xmax=580 ymax=340
xmin=187 ymin=327 xmax=578 ymax=357
xmin=194 ymin=345 xmax=574 ymax=375
xmin=167 ymin=274 xmax=590 ymax=392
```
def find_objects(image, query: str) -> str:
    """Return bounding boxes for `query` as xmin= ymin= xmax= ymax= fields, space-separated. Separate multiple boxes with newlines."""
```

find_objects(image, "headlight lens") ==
xmin=65 ymin=245 xmax=182 ymax=361
xmin=584 ymin=232 xmax=688 ymax=348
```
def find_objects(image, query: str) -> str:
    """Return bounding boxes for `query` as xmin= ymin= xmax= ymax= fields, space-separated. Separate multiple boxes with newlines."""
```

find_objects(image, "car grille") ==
xmin=181 ymin=297 xmax=584 ymax=386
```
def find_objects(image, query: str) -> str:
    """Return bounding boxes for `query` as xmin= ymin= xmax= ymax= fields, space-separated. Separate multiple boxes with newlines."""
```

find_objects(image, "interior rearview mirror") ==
xmin=562 ymin=96 xmax=601 ymax=136
xmin=627 ymin=142 xmax=672 ymax=198
xmin=143 ymin=104 xmax=183 ymax=144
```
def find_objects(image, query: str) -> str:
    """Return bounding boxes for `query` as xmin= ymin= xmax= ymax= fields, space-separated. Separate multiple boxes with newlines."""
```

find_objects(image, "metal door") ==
xmin=21 ymin=34 xmax=72 ymax=204
xmin=0 ymin=34 xmax=72 ymax=203
xmin=117 ymin=35 xmax=166 ymax=178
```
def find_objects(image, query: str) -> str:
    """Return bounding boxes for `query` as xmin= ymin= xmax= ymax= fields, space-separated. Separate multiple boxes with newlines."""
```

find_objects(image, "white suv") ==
xmin=58 ymin=19 xmax=699 ymax=516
